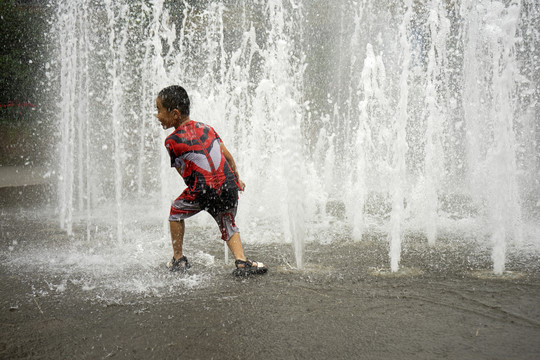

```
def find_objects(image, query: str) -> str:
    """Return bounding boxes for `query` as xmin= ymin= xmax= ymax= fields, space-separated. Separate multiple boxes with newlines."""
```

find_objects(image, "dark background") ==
xmin=0 ymin=0 xmax=52 ymax=166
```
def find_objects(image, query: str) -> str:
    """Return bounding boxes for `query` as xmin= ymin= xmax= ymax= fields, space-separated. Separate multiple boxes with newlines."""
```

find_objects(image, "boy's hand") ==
xmin=238 ymin=179 xmax=246 ymax=191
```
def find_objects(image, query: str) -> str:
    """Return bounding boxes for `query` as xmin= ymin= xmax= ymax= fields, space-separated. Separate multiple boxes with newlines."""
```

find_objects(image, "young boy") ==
xmin=156 ymin=85 xmax=268 ymax=276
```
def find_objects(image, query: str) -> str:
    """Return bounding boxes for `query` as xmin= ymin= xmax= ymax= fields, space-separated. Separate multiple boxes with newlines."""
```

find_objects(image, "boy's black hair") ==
xmin=158 ymin=85 xmax=190 ymax=116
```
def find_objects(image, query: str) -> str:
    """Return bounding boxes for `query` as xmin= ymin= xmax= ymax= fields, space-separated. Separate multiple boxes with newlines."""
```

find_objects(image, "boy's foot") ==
xmin=167 ymin=255 xmax=191 ymax=272
xmin=232 ymin=259 xmax=268 ymax=277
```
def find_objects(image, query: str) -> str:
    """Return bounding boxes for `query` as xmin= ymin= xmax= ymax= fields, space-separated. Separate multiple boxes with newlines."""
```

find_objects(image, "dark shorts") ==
xmin=169 ymin=186 xmax=239 ymax=241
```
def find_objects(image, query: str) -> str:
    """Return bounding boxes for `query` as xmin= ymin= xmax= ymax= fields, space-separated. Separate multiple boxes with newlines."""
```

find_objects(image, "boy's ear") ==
xmin=172 ymin=108 xmax=181 ymax=118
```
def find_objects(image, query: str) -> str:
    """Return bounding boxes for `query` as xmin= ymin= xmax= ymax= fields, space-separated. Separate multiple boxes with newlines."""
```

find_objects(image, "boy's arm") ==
xmin=220 ymin=142 xmax=245 ymax=191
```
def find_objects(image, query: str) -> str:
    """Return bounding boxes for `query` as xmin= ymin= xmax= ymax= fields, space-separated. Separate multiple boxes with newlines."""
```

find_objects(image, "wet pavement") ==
xmin=1 ymin=199 xmax=539 ymax=359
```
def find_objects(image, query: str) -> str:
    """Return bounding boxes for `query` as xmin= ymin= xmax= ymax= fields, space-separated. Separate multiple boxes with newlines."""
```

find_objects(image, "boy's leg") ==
xmin=213 ymin=210 xmax=249 ymax=263
xmin=169 ymin=190 xmax=201 ymax=261
xmin=212 ymin=190 xmax=266 ymax=271
xmin=226 ymin=232 xmax=264 ymax=269
xmin=170 ymin=219 xmax=185 ymax=260
xmin=226 ymin=232 xmax=246 ymax=261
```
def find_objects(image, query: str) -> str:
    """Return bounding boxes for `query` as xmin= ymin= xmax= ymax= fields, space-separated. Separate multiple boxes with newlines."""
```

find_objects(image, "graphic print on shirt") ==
xmin=165 ymin=121 xmax=238 ymax=192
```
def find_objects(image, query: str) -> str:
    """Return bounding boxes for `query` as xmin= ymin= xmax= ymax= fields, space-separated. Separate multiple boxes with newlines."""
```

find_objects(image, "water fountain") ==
xmin=53 ymin=0 xmax=539 ymax=274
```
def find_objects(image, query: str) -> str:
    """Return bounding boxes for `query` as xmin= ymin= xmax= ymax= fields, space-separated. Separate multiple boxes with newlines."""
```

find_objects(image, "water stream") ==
xmin=53 ymin=0 xmax=539 ymax=274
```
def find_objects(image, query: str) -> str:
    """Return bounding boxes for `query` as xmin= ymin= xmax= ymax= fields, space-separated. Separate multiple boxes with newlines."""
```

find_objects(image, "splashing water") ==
xmin=52 ymin=0 xmax=539 ymax=274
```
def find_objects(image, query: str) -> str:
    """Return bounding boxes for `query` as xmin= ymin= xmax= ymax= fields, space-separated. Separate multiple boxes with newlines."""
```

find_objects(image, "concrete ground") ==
xmin=1 ymin=167 xmax=539 ymax=359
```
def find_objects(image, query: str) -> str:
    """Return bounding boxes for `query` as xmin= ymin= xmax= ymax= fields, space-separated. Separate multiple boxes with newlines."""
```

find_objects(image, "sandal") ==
xmin=232 ymin=259 xmax=268 ymax=276
xmin=167 ymin=255 xmax=191 ymax=272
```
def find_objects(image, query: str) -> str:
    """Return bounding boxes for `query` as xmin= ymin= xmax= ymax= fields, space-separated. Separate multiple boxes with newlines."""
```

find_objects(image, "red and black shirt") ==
xmin=165 ymin=120 xmax=239 ymax=193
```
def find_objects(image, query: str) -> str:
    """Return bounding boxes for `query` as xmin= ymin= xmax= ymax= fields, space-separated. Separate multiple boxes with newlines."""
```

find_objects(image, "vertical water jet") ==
xmin=52 ymin=0 xmax=539 ymax=274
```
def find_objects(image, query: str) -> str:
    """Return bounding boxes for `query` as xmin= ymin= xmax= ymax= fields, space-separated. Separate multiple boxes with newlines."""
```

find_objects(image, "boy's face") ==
xmin=156 ymin=97 xmax=180 ymax=130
